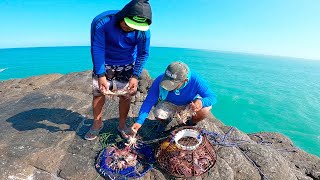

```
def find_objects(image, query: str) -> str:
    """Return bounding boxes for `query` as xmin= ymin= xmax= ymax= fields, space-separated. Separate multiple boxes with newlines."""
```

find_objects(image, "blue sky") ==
xmin=0 ymin=0 xmax=319 ymax=59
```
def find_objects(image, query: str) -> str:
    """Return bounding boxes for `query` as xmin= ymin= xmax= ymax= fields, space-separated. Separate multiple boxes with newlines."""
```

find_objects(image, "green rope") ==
xmin=143 ymin=122 xmax=158 ymax=137
xmin=99 ymin=132 xmax=114 ymax=149
xmin=94 ymin=174 xmax=100 ymax=180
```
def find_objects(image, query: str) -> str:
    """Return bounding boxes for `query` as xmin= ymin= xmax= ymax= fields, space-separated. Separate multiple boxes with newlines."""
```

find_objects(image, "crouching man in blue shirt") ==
xmin=131 ymin=61 xmax=217 ymax=133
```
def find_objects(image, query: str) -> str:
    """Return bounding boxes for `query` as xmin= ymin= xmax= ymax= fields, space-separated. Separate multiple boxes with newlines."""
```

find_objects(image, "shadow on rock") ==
xmin=6 ymin=108 xmax=85 ymax=134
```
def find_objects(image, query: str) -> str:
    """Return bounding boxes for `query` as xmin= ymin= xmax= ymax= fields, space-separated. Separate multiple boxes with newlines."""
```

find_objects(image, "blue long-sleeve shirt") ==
xmin=136 ymin=72 xmax=217 ymax=125
xmin=90 ymin=10 xmax=150 ymax=77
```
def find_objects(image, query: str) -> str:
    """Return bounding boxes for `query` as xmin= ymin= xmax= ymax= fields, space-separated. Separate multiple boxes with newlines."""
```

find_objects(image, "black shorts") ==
xmin=93 ymin=63 xmax=134 ymax=82
xmin=105 ymin=64 xmax=134 ymax=82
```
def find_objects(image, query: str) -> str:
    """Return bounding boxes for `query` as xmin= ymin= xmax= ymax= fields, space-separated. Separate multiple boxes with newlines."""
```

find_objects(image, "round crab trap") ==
xmin=96 ymin=143 xmax=155 ymax=180
xmin=156 ymin=126 xmax=216 ymax=178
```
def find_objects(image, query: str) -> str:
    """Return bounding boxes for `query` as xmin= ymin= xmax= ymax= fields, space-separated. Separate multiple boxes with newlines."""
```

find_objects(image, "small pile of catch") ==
xmin=104 ymin=146 xmax=138 ymax=171
xmin=103 ymin=128 xmax=139 ymax=171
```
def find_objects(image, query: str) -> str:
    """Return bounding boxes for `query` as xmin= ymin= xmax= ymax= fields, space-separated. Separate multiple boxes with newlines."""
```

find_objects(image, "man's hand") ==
xmin=128 ymin=77 xmax=138 ymax=95
xmin=131 ymin=123 xmax=142 ymax=134
xmin=98 ymin=76 xmax=109 ymax=94
xmin=190 ymin=99 xmax=203 ymax=112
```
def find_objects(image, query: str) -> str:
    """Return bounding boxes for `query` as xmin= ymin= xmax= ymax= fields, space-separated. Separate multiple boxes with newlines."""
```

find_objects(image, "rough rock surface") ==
xmin=0 ymin=70 xmax=319 ymax=180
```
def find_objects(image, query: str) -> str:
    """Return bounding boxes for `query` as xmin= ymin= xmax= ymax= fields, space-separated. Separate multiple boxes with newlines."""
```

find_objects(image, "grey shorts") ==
xmin=92 ymin=64 xmax=133 ymax=96
xmin=153 ymin=101 xmax=212 ymax=120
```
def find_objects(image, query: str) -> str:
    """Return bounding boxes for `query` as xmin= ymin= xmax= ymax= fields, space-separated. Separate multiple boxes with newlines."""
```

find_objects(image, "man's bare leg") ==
xmin=118 ymin=96 xmax=131 ymax=130
xmin=87 ymin=96 xmax=105 ymax=138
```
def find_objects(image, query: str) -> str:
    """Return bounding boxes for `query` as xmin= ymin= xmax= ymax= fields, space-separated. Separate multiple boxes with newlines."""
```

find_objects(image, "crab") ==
xmin=101 ymin=80 xmax=131 ymax=97
xmin=125 ymin=128 xmax=139 ymax=149
xmin=173 ymin=107 xmax=196 ymax=124
xmin=102 ymin=89 xmax=129 ymax=96
xmin=125 ymin=136 xmax=138 ymax=149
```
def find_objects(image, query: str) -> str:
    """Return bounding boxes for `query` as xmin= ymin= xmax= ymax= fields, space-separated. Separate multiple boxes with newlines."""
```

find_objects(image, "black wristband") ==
xmin=95 ymin=73 xmax=106 ymax=78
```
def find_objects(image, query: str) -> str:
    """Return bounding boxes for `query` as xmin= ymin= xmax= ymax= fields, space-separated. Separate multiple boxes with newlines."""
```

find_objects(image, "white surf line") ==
xmin=0 ymin=68 xmax=8 ymax=72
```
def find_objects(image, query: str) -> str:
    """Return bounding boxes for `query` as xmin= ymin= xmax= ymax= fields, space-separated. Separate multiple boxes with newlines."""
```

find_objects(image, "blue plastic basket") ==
xmin=96 ymin=144 xmax=155 ymax=179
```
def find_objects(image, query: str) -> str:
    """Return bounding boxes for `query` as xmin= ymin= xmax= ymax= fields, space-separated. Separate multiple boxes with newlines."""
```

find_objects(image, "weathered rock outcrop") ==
xmin=0 ymin=70 xmax=319 ymax=180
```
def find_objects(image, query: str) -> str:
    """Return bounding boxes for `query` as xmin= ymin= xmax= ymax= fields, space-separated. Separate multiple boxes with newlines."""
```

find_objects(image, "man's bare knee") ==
xmin=192 ymin=108 xmax=210 ymax=121
xmin=93 ymin=96 xmax=105 ymax=106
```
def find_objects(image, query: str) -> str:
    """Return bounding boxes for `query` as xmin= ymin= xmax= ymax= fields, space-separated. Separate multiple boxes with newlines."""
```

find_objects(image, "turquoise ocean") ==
xmin=0 ymin=46 xmax=319 ymax=157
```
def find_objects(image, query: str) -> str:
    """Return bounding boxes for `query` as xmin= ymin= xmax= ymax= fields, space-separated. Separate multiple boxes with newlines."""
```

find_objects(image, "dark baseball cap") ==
xmin=160 ymin=62 xmax=189 ymax=91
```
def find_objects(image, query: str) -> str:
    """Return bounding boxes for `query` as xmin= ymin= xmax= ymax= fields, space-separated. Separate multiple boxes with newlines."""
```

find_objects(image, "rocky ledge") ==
xmin=0 ymin=70 xmax=319 ymax=180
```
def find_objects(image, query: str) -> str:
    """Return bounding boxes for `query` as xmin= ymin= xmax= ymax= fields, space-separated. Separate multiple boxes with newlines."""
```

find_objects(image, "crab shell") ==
xmin=117 ymin=160 xmax=126 ymax=170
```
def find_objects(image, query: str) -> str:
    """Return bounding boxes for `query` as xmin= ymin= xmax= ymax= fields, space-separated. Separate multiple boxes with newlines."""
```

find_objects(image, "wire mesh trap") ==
xmin=155 ymin=126 xmax=216 ymax=178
